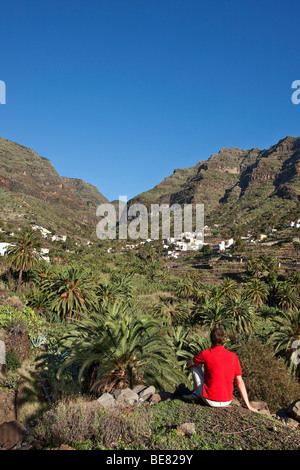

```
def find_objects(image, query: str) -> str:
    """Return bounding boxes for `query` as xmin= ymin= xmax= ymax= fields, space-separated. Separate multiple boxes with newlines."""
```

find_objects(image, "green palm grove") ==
xmin=2 ymin=238 xmax=300 ymax=396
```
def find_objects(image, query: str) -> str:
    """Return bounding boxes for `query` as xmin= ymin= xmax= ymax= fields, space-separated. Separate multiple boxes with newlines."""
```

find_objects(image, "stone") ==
xmin=139 ymin=386 xmax=155 ymax=400
xmin=97 ymin=392 xmax=116 ymax=409
xmin=132 ymin=385 xmax=147 ymax=395
xmin=276 ymin=408 xmax=299 ymax=428
xmin=0 ymin=420 xmax=27 ymax=449
xmin=149 ymin=393 xmax=162 ymax=403
xmin=115 ymin=388 xmax=139 ymax=408
xmin=287 ymin=400 xmax=300 ymax=422
xmin=140 ymin=393 xmax=153 ymax=402
xmin=112 ymin=389 xmax=123 ymax=399
xmin=250 ymin=401 xmax=271 ymax=416
xmin=177 ymin=423 xmax=196 ymax=436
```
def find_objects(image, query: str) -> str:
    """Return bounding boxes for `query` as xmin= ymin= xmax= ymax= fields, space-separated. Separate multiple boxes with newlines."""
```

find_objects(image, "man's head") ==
xmin=210 ymin=327 xmax=226 ymax=346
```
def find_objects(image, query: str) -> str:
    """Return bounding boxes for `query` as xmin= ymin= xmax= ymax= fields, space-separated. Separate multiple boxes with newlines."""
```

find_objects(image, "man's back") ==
xmin=193 ymin=345 xmax=242 ymax=402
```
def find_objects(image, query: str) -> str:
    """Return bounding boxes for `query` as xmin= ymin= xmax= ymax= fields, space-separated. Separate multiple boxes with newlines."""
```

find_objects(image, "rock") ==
xmin=276 ymin=408 xmax=299 ymax=428
xmin=139 ymin=386 xmax=156 ymax=400
xmin=112 ymin=389 xmax=123 ymax=399
xmin=250 ymin=401 xmax=271 ymax=416
xmin=177 ymin=423 xmax=196 ymax=436
xmin=149 ymin=393 xmax=162 ymax=403
xmin=97 ymin=393 xmax=116 ymax=409
xmin=115 ymin=388 xmax=139 ymax=408
xmin=287 ymin=400 xmax=300 ymax=422
xmin=0 ymin=420 xmax=27 ymax=450
xmin=132 ymin=385 xmax=147 ymax=394
xmin=140 ymin=393 xmax=153 ymax=402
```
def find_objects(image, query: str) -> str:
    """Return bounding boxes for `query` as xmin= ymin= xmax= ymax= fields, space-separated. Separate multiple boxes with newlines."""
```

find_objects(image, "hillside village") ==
xmin=1 ymin=216 xmax=300 ymax=264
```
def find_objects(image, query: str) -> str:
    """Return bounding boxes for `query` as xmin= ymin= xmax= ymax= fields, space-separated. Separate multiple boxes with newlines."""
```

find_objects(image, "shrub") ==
xmin=32 ymin=397 xmax=116 ymax=448
xmin=233 ymin=340 xmax=300 ymax=413
xmin=5 ymin=348 xmax=21 ymax=372
xmin=0 ymin=305 xmax=46 ymax=338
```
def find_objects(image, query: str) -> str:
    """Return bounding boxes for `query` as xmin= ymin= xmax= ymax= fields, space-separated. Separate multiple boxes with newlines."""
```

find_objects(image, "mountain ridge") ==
xmin=0 ymin=137 xmax=108 ymax=240
xmin=129 ymin=135 xmax=300 ymax=229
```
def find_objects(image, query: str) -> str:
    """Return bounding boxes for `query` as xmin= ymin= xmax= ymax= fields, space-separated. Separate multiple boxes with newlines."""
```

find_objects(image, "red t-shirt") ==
xmin=193 ymin=345 xmax=242 ymax=402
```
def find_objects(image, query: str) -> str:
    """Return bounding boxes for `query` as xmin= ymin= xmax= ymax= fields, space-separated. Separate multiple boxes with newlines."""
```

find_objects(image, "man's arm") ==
xmin=186 ymin=358 xmax=196 ymax=369
xmin=235 ymin=375 xmax=257 ymax=412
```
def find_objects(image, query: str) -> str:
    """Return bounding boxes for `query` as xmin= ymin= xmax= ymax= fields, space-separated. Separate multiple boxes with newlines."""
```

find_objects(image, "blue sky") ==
xmin=1 ymin=0 xmax=300 ymax=201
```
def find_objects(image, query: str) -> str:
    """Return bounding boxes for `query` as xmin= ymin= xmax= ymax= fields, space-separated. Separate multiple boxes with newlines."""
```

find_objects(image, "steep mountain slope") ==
xmin=0 ymin=137 xmax=108 ymax=239
xmin=129 ymin=136 xmax=300 ymax=228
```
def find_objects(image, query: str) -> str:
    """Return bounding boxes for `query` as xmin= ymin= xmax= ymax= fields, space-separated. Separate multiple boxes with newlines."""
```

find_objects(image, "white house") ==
xmin=0 ymin=243 xmax=13 ymax=256
xmin=52 ymin=235 xmax=67 ymax=242
xmin=32 ymin=225 xmax=52 ymax=238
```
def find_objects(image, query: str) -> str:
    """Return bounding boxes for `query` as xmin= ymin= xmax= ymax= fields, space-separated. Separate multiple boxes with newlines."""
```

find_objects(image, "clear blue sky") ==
xmin=1 ymin=0 xmax=300 ymax=201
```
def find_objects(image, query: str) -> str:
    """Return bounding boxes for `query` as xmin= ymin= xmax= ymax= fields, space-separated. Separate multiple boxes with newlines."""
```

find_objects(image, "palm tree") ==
xmin=243 ymin=279 xmax=269 ymax=308
xmin=58 ymin=301 xmax=186 ymax=394
xmin=152 ymin=297 xmax=191 ymax=326
xmin=191 ymin=297 xmax=229 ymax=330
xmin=245 ymin=256 xmax=262 ymax=279
xmin=267 ymin=310 xmax=300 ymax=373
xmin=287 ymin=271 xmax=300 ymax=296
xmin=41 ymin=265 xmax=98 ymax=319
xmin=170 ymin=325 xmax=210 ymax=369
xmin=217 ymin=278 xmax=240 ymax=301
xmin=223 ymin=296 xmax=255 ymax=334
xmin=174 ymin=278 xmax=195 ymax=300
xmin=97 ymin=273 xmax=134 ymax=305
xmin=275 ymin=282 xmax=299 ymax=312
xmin=6 ymin=227 xmax=41 ymax=292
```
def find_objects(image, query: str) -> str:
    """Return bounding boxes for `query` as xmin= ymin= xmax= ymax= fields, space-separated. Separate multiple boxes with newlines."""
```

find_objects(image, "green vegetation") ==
xmin=1 ymin=222 xmax=300 ymax=449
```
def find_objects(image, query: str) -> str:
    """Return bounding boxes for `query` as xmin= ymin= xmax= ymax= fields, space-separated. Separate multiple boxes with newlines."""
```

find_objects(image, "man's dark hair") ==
xmin=210 ymin=327 xmax=226 ymax=346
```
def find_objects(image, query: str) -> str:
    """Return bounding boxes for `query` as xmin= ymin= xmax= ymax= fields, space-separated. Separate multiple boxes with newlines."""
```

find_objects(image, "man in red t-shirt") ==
xmin=182 ymin=327 xmax=257 ymax=411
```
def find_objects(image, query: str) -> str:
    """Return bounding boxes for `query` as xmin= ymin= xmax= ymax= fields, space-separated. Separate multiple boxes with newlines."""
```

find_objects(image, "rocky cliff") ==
xmin=129 ymin=136 xmax=300 ymax=228
xmin=0 ymin=137 xmax=108 ymax=239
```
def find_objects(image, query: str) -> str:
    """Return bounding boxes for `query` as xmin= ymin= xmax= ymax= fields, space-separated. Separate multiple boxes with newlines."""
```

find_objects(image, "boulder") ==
xmin=287 ymin=400 xmax=300 ymax=422
xmin=177 ymin=423 xmax=196 ymax=436
xmin=250 ymin=401 xmax=271 ymax=416
xmin=139 ymin=386 xmax=156 ymax=400
xmin=97 ymin=393 xmax=116 ymax=409
xmin=276 ymin=408 xmax=299 ymax=428
xmin=115 ymin=388 xmax=139 ymax=408
xmin=149 ymin=393 xmax=162 ymax=403
xmin=132 ymin=385 xmax=147 ymax=394
xmin=0 ymin=420 xmax=27 ymax=449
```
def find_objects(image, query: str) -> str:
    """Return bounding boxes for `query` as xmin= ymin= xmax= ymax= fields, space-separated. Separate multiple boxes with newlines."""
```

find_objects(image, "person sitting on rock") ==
xmin=182 ymin=327 xmax=257 ymax=412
